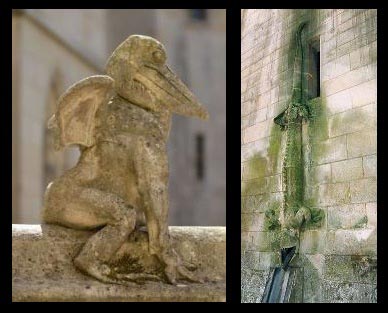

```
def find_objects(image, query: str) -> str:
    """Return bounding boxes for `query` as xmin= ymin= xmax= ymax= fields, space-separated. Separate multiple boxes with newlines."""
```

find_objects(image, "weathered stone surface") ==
xmin=241 ymin=193 xmax=282 ymax=213
xmin=241 ymin=137 xmax=269 ymax=162
xmin=255 ymin=107 xmax=268 ymax=123
xmin=241 ymin=267 xmax=269 ymax=303
xmin=12 ymin=224 xmax=225 ymax=302
xmin=313 ymin=163 xmax=332 ymax=184
xmin=325 ymin=229 xmax=376 ymax=255
xmin=349 ymin=177 xmax=377 ymax=203
xmin=300 ymin=230 xmax=326 ymax=254
xmin=241 ymin=213 xmax=266 ymax=232
xmin=243 ymin=120 xmax=271 ymax=143
xmin=242 ymin=155 xmax=269 ymax=180
xmin=318 ymin=182 xmax=350 ymax=206
xmin=350 ymin=44 xmax=373 ymax=70
xmin=327 ymin=204 xmax=367 ymax=230
xmin=267 ymin=174 xmax=282 ymax=193
xmin=324 ymin=65 xmax=373 ymax=96
xmin=302 ymin=254 xmax=325 ymax=303
xmin=347 ymin=128 xmax=377 ymax=158
xmin=241 ymin=195 xmax=265 ymax=213
xmin=323 ymin=255 xmax=377 ymax=285
xmin=42 ymin=35 xmax=210 ymax=285
xmin=322 ymin=280 xmax=377 ymax=303
xmin=249 ymin=231 xmax=272 ymax=252
xmin=242 ymin=250 xmax=278 ymax=271
xmin=328 ymin=104 xmax=376 ymax=138
xmin=349 ymin=79 xmax=376 ymax=108
xmin=366 ymin=202 xmax=377 ymax=228
xmin=331 ymin=158 xmax=363 ymax=183
xmin=363 ymin=154 xmax=377 ymax=177
xmin=242 ymin=9 xmax=377 ymax=303
xmin=325 ymin=89 xmax=353 ymax=115
xmin=313 ymin=135 xmax=347 ymax=165
xmin=241 ymin=178 xmax=267 ymax=196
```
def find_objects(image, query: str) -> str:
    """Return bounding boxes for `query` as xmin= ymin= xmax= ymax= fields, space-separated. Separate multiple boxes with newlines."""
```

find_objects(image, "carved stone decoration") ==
xmin=42 ymin=35 xmax=209 ymax=285
xmin=273 ymin=23 xmax=323 ymax=249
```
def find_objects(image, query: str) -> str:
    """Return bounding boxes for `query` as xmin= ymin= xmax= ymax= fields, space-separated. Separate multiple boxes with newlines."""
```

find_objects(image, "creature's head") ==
xmin=105 ymin=35 xmax=209 ymax=120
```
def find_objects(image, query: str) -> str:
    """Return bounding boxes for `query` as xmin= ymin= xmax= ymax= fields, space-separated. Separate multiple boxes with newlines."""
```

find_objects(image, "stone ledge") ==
xmin=12 ymin=224 xmax=225 ymax=302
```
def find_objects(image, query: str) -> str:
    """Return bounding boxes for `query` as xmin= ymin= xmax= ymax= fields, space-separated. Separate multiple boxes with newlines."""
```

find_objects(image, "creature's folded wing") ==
xmin=50 ymin=75 xmax=114 ymax=149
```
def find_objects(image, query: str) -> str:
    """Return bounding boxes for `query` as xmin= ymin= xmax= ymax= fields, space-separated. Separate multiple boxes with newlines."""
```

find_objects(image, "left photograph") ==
xmin=12 ymin=9 xmax=226 ymax=302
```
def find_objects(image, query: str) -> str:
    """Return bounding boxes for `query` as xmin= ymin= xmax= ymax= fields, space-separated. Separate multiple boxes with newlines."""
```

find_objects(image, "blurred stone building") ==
xmin=12 ymin=9 xmax=226 ymax=226
xmin=241 ymin=9 xmax=376 ymax=303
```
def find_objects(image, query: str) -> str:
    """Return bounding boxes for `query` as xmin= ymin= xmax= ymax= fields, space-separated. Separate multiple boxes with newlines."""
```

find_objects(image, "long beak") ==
xmin=135 ymin=65 xmax=209 ymax=120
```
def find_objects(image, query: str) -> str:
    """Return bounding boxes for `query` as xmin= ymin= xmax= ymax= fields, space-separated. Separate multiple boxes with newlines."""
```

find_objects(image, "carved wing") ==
xmin=49 ymin=75 xmax=114 ymax=149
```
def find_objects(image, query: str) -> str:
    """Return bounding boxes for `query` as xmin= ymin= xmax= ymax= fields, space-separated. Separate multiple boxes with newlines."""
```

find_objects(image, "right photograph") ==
xmin=241 ymin=9 xmax=376 ymax=303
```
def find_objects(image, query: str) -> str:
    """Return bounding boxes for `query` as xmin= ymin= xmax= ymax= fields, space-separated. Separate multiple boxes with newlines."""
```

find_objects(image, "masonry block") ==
xmin=349 ymin=44 xmax=372 ymax=70
xmin=324 ymin=255 xmax=377 ymax=285
xmin=255 ymin=107 xmax=268 ymax=123
xmin=331 ymin=158 xmax=363 ymax=182
xmin=322 ymin=280 xmax=377 ymax=303
xmin=336 ymin=40 xmax=353 ymax=59
xmin=318 ymin=182 xmax=350 ymax=206
xmin=241 ymin=137 xmax=270 ymax=162
xmin=328 ymin=104 xmax=376 ymax=138
xmin=365 ymin=202 xmax=377 ymax=228
xmin=267 ymin=174 xmax=282 ymax=192
xmin=324 ymin=65 xmax=373 ymax=96
xmin=241 ymin=193 xmax=282 ymax=213
xmin=349 ymin=79 xmax=377 ymax=107
xmin=241 ymin=116 xmax=249 ymax=129
xmin=241 ymin=213 xmax=266 ymax=232
xmin=347 ymin=128 xmax=376 ymax=158
xmin=325 ymin=229 xmax=376 ymax=255
xmin=12 ymin=225 xmax=226 ymax=302
xmin=243 ymin=120 xmax=270 ymax=143
xmin=349 ymin=80 xmax=376 ymax=108
xmin=300 ymin=230 xmax=326 ymax=254
xmin=313 ymin=136 xmax=347 ymax=165
xmin=242 ymin=156 xmax=268 ymax=180
xmin=242 ymin=194 xmax=265 ymax=213
xmin=242 ymin=177 xmax=267 ymax=196
xmin=241 ymin=268 xmax=269 ymax=303
xmin=250 ymin=231 xmax=272 ymax=252
xmin=243 ymin=250 xmax=278 ymax=271
xmin=327 ymin=203 xmax=367 ymax=230
xmin=325 ymin=89 xmax=353 ymax=115
xmin=349 ymin=177 xmax=377 ymax=203
xmin=312 ymin=164 xmax=331 ymax=184
xmin=362 ymin=154 xmax=376 ymax=177
xmin=333 ymin=53 xmax=351 ymax=77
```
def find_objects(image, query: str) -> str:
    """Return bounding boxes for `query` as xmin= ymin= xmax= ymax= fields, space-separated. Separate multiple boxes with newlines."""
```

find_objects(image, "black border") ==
xmin=226 ymin=7 xmax=242 ymax=304
xmin=4 ymin=2 xmax=387 ymax=305
xmin=2 ymin=5 xmax=12 ymax=306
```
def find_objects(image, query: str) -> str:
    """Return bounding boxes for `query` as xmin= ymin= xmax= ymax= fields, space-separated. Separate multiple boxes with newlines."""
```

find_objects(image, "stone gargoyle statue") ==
xmin=42 ymin=35 xmax=209 ymax=285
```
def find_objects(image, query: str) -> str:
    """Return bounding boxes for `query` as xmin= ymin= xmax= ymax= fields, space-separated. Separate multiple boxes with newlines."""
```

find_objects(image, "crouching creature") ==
xmin=42 ymin=35 xmax=209 ymax=285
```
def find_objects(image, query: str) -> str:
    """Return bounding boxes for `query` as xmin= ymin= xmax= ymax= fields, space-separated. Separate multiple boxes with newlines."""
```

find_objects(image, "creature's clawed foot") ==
xmin=161 ymin=250 xmax=203 ymax=285
xmin=75 ymin=257 xmax=159 ymax=286
xmin=182 ymin=260 xmax=197 ymax=271
xmin=164 ymin=263 xmax=203 ymax=285
xmin=74 ymin=258 xmax=130 ymax=286
xmin=114 ymin=273 xmax=162 ymax=284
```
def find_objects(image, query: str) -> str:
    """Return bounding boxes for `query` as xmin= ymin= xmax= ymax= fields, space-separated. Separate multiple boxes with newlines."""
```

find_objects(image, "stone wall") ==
xmin=12 ymin=224 xmax=225 ymax=302
xmin=241 ymin=9 xmax=376 ymax=303
xmin=12 ymin=12 xmax=97 ymax=224
xmin=12 ymin=9 xmax=226 ymax=227
xmin=157 ymin=10 xmax=226 ymax=226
